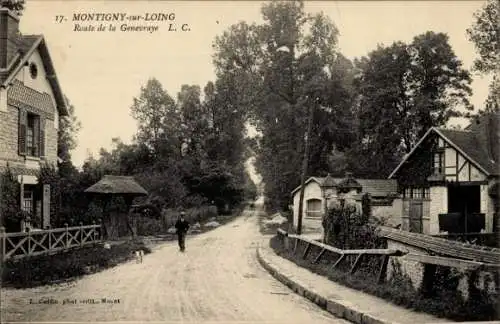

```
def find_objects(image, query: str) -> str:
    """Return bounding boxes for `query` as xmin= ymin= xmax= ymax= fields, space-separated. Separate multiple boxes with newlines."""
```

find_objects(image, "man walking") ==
xmin=175 ymin=211 xmax=190 ymax=252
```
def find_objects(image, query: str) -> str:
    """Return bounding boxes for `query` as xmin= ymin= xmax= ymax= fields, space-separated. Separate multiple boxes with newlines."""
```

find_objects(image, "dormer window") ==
xmin=29 ymin=62 xmax=38 ymax=79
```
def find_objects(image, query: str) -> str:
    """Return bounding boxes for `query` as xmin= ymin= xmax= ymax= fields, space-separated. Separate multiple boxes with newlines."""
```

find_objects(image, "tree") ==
xmin=130 ymin=78 xmax=180 ymax=159
xmin=212 ymin=0 xmax=356 ymax=212
xmin=177 ymin=84 xmax=207 ymax=160
xmin=58 ymin=97 xmax=81 ymax=177
xmin=466 ymin=0 xmax=499 ymax=74
xmin=353 ymin=32 xmax=473 ymax=177
xmin=467 ymin=0 xmax=499 ymax=113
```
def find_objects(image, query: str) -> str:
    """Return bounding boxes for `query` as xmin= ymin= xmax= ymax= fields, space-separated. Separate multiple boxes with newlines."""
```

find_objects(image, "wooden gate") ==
xmin=409 ymin=200 xmax=423 ymax=233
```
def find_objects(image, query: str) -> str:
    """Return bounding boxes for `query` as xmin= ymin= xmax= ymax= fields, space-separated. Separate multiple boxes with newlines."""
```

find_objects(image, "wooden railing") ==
xmin=0 ymin=223 xmax=102 ymax=261
xmin=432 ymin=232 xmax=498 ymax=248
xmin=276 ymin=229 xmax=406 ymax=283
xmin=379 ymin=226 xmax=500 ymax=264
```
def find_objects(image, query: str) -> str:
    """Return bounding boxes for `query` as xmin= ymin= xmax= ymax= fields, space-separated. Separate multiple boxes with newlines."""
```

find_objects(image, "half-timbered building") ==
xmin=389 ymin=113 xmax=499 ymax=235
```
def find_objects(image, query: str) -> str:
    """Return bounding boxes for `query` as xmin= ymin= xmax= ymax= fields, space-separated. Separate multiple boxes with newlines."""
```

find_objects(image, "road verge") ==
xmin=257 ymin=244 xmax=402 ymax=324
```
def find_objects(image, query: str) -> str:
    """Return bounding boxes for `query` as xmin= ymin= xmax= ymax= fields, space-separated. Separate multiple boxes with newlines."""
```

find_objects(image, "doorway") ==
xmin=447 ymin=185 xmax=482 ymax=233
xmin=409 ymin=200 xmax=423 ymax=233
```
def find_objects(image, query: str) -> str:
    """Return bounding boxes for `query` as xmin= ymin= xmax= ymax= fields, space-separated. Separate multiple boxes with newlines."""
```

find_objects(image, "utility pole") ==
xmin=296 ymin=99 xmax=315 ymax=236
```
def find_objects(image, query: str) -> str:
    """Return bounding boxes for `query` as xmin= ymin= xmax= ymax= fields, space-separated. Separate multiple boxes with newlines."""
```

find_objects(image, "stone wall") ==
xmin=372 ymin=198 xmax=402 ymax=227
xmin=385 ymin=231 xmax=499 ymax=301
xmin=386 ymin=239 xmax=427 ymax=290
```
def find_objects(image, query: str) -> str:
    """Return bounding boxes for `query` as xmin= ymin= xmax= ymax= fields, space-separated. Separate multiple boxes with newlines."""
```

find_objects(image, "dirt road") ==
xmin=1 ymin=206 xmax=347 ymax=323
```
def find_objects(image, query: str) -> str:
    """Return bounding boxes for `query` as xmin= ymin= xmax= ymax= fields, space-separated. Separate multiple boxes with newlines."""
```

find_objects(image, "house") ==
xmin=388 ymin=112 xmax=499 ymax=235
xmin=291 ymin=172 xmax=402 ymax=235
xmin=0 ymin=8 xmax=68 ymax=230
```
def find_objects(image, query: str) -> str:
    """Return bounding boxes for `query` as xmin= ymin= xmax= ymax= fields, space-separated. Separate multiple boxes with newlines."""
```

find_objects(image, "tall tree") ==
xmin=467 ymin=0 xmax=499 ymax=75
xmin=177 ymin=84 xmax=207 ymax=159
xmin=353 ymin=32 xmax=472 ymax=177
xmin=212 ymin=0 xmax=355 ymax=211
xmin=467 ymin=0 xmax=499 ymax=112
xmin=130 ymin=78 xmax=179 ymax=159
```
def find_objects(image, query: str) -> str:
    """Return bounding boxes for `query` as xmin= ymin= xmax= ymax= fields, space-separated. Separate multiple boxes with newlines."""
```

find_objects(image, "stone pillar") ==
xmin=480 ymin=184 xmax=491 ymax=232
xmin=429 ymin=186 xmax=448 ymax=234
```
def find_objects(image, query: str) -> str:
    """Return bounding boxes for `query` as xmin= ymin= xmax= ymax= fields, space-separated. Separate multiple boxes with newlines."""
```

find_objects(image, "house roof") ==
xmin=438 ymin=128 xmax=498 ymax=175
xmin=291 ymin=176 xmax=398 ymax=197
xmin=85 ymin=175 xmax=148 ymax=196
xmin=8 ymin=79 xmax=56 ymax=115
xmin=356 ymin=179 xmax=398 ymax=197
xmin=389 ymin=113 xmax=499 ymax=178
xmin=0 ymin=32 xmax=68 ymax=116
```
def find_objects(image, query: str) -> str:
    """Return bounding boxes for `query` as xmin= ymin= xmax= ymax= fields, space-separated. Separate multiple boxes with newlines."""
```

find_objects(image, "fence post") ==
xmin=99 ymin=218 xmax=103 ymax=240
xmin=0 ymin=227 xmax=5 ymax=262
xmin=48 ymin=226 xmax=52 ymax=250
xmin=64 ymin=223 xmax=68 ymax=248
xmin=92 ymin=220 xmax=96 ymax=242
xmin=27 ymin=227 xmax=31 ymax=256
xmin=79 ymin=222 xmax=83 ymax=246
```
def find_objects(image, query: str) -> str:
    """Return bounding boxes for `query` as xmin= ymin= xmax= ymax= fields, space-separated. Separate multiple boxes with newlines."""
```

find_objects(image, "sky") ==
xmin=20 ymin=0 xmax=490 ymax=168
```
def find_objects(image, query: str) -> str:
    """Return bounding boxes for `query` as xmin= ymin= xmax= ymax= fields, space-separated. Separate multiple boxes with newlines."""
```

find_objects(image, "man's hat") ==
xmin=180 ymin=211 xmax=186 ymax=216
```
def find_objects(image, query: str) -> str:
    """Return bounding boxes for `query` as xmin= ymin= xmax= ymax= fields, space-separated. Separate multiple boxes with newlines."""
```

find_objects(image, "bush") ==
xmin=1 ymin=165 xmax=25 ymax=232
xmin=161 ymin=205 xmax=218 ymax=229
xmin=136 ymin=216 xmax=164 ymax=236
xmin=322 ymin=202 xmax=385 ymax=249
xmin=2 ymin=240 xmax=151 ymax=288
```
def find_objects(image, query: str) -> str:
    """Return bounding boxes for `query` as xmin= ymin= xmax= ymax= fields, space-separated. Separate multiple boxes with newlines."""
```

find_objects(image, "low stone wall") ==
xmin=381 ymin=227 xmax=500 ymax=301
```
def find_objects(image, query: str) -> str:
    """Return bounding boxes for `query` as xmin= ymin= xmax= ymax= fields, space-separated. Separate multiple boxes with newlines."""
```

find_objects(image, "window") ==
xmin=26 ymin=114 xmax=36 ymax=156
xmin=306 ymin=199 xmax=323 ymax=218
xmin=19 ymin=110 xmax=44 ymax=157
xmin=29 ymin=62 xmax=38 ymax=79
xmin=433 ymin=151 xmax=444 ymax=174
xmin=403 ymin=187 xmax=429 ymax=199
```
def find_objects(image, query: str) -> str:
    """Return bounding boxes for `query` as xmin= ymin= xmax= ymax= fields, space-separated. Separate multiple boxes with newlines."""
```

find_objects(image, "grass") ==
xmin=1 ymin=240 xmax=152 ymax=289
xmin=269 ymin=235 xmax=499 ymax=322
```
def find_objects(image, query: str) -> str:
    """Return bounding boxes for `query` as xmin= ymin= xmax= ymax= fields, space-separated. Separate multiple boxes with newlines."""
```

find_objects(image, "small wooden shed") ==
xmin=85 ymin=175 xmax=148 ymax=239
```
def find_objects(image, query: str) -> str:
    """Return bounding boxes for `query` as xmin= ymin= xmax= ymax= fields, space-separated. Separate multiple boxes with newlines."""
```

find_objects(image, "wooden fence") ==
xmin=276 ymin=228 xmax=406 ymax=283
xmin=0 ymin=223 xmax=102 ymax=261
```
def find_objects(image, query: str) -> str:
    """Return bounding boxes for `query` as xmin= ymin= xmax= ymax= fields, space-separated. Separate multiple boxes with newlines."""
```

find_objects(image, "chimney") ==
xmin=0 ymin=8 xmax=20 ymax=69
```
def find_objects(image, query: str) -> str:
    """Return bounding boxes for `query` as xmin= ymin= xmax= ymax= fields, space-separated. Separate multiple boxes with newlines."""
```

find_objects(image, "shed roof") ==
xmin=85 ymin=175 xmax=148 ymax=196
xmin=291 ymin=176 xmax=398 ymax=197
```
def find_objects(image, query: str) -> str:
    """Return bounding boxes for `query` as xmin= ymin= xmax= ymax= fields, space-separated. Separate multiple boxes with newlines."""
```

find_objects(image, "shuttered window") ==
xmin=19 ymin=109 xmax=44 ymax=158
